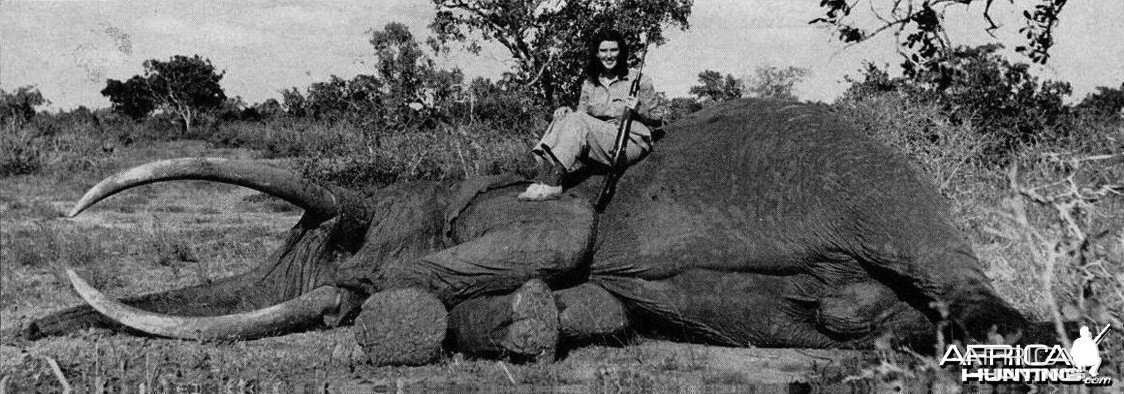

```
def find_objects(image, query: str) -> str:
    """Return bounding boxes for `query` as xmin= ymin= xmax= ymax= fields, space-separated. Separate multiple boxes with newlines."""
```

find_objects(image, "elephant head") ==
xmin=26 ymin=156 xmax=592 ymax=364
xmin=26 ymin=158 xmax=379 ymax=340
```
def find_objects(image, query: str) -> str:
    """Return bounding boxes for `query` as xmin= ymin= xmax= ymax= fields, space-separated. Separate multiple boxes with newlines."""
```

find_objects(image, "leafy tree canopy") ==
xmin=843 ymin=43 xmax=1072 ymax=157
xmin=1076 ymin=83 xmax=1124 ymax=118
xmin=1 ymin=86 xmax=48 ymax=127
xmin=281 ymin=23 xmax=466 ymax=129
xmin=101 ymin=76 xmax=155 ymax=120
xmin=743 ymin=66 xmax=809 ymax=101
xmin=812 ymin=0 xmax=1068 ymax=72
xmin=688 ymin=70 xmax=742 ymax=103
xmin=688 ymin=66 xmax=811 ymax=103
xmin=101 ymin=55 xmax=225 ymax=132
xmin=144 ymin=55 xmax=226 ymax=113
xmin=429 ymin=0 xmax=692 ymax=105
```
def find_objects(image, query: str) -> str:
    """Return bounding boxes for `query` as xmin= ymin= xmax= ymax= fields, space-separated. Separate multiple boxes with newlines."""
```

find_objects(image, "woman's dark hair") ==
xmin=584 ymin=29 xmax=630 ymax=84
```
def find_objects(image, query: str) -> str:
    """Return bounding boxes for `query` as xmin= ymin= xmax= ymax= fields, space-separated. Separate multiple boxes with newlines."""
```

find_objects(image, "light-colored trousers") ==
xmin=533 ymin=112 xmax=651 ymax=172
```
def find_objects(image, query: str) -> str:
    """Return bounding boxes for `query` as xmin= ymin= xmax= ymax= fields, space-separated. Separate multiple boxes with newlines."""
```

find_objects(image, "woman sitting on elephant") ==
xmin=518 ymin=29 xmax=666 ymax=201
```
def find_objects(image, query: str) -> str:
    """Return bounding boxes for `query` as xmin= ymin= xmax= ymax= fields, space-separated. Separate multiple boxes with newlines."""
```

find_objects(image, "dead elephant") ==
xmin=22 ymin=98 xmax=1031 ymax=364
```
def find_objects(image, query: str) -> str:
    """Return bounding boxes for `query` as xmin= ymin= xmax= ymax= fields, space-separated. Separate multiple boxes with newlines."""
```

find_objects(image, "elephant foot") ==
xmin=816 ymin=280 xmax=934 ymax=348
xmin=448 ymin=279 xmax=558 ymax=362
xmin=816 ymin=281 xmax=899 ymax=336
xmin=354 ymin=288 xmax=447 ymax=366
xmin=556 ymin=282 xmax=630 ymax=342
xmin=503 ymin=279 xmax=559 ymax=361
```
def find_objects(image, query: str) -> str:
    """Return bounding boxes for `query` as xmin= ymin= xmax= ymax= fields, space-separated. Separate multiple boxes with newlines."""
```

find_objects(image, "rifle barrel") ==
xmin=1094 ymin=324 xmax=1111 ymax=344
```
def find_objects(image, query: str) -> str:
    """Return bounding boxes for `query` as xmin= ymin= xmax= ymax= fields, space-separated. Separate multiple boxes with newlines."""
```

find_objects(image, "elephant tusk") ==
xmin=68 ymin=158 xmax=339 ymax=220
xmin=67 ymin=269 xmax=341 ymax=340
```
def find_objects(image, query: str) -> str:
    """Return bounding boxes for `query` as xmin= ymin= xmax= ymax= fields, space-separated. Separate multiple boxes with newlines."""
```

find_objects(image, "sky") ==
xmin=1 ymin=0 xmax=1121 ymax=110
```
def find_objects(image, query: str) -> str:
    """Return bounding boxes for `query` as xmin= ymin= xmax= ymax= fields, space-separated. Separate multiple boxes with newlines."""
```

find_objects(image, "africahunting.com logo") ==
xmin=939 ymin=325 xmax=1113 ymax=386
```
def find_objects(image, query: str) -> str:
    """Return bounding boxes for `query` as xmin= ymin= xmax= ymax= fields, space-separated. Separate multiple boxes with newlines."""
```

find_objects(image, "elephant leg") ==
xmin=815 ymin=280 xmax=935 ymax=349
xmin=555 ymin=283 xmax=632 ymax=344
xmin=860 ymin=227 xmax=1028 ymax=342
xmin=445 ymin=282 xmax=631 ymax=359
xmin=442 ymin=282 xmax=633 ymax=359
xmin=592 ymin=270 xmax=936 ymax=349
xmin=590 ymin=272 xmax=792 ymax=347
xmin=447 ymin=279 xmax=559 ymax=361
xmin=375 ymin=226 xmax=589 ymax=305
xmin=354 ymin=287 xmax=447 ymax=366
xmin=357 ymin=200 xmax=591 ymax=364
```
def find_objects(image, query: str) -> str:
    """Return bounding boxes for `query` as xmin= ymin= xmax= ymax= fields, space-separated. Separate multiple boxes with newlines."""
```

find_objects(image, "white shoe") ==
xmin=518 ymin=183 xmax=562 ymax=201
xmin=518 ymin=183 xmax=543 ymax=200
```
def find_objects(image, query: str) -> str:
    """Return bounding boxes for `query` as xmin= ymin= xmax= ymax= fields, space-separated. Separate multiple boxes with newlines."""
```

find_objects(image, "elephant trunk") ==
xmin=67 ymin=269 xmax=342 ymax=340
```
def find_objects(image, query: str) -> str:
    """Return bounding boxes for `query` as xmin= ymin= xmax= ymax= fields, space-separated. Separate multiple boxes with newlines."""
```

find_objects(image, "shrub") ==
xmin=294 ymin=123 xmax=537 ymax=190
xmin=1075 ymin=83 xmax=1124 ymax=119
xmin=0 ymin=125 xmax=46 ymax=176
xmin=835 ymin=93 xmax=991 ymax=195
xmin=203 ymin=109 xmax=542 ymax=190
xmin=1 ymin=86 xmax=47 ymax=128
xmin=842 ymin=44 xmax=1074 ymax=161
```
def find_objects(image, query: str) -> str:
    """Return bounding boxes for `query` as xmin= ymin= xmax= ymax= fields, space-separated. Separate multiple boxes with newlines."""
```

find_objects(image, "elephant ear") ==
xmin=443 ymin=173 xmax=530 ymax=239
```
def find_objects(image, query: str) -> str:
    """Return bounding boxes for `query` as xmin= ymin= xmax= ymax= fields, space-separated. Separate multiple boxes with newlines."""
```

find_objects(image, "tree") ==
xmin=429 ymin=0 xmax=692 ymax=105
xmin=253 ymin=98 xmax=283 ymax=120
xmin=842 ymin=44 xmax=1072 ymax=157
xmin=144 ymin=55 xmax=226 ymax=133
xmin=368 ymin=22 xmax=465 ymax=127
xmin=371 ymin=22 xmax=429 ymax=107
xmin=1 ymin=86 xmax=48 ymax=127
xmin=101 ymin=55 xmax=225 ymax=133
xmin=812 ymin=0 xmax=1068 ymax=70
xmin=301 ymin=74 xmax=385 ymax=123
xmin=280 ymin=23 xmax=464 ymax=128
xmin=101 ymin=76 xmax=156 ymax=120
xmin=1076 ymin=83 xmax=1124 ymax=118
xmin=688 ymin=70 xmax=742 ymax=103
xmin=742 ymin=66 xmax=809 ymax=101
xmin=665 ymin=96 xmax=703 ymax=123
xmin=280 ymin=88 xmax=308 ymax=118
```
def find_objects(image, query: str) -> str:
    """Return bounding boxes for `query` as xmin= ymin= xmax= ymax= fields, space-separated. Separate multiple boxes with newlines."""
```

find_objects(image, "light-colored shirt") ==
xmin=576 ymin=69 xmax=665 ymax=138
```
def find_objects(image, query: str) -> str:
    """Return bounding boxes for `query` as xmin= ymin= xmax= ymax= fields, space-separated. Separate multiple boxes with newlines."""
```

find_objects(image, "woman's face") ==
xmin=597 ymin=40 xmax=620 ymax=71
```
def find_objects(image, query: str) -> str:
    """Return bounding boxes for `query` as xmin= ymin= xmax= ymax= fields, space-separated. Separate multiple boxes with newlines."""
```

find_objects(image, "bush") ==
xmin=294 ymin=123 xmax=537 ymax=190
xmin=0 ymin=118 xmax=112 ymax=178
xmin=201 ymin=115 xmax=540 ymax=190
xmin=0 ymin=126 xmax=46 ymax=176
xmin=836 ymin=94 xmax=990 ymax=195
xmin=842 ymin=44 xmax=1074 ymax=162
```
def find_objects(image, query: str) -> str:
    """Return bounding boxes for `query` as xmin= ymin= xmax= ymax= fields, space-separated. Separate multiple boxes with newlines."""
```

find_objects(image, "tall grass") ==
xmin=205 ymin=119 xmax=541 ymax=189
xmin=836 ymin=94 xmax=991 ymax=197
xmin=0 ymin=113 xmax=119 ymax=180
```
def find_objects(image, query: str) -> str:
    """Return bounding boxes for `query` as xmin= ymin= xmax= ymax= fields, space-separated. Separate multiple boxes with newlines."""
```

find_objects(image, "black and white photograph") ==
xmin=1 ymin=0 xmax=1122 ymax=391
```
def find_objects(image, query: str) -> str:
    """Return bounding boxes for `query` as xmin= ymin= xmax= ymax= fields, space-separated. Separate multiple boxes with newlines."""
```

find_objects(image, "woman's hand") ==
xmin=553 ymin=106 xmax=572 ymax=119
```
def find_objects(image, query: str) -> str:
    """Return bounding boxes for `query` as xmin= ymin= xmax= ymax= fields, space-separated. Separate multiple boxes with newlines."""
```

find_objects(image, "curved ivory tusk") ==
xmin=67 ymin=269 xmax=341 ymax=340
xmin=68 ymin=158 xmax=338 ymax=220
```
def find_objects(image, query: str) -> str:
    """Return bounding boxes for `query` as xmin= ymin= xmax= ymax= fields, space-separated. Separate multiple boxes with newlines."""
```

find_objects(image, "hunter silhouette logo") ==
xmin=940 ymin=324 xmax=1114 ymax=385
xmin=1071 ymin=325 xmax=1109 ymax=379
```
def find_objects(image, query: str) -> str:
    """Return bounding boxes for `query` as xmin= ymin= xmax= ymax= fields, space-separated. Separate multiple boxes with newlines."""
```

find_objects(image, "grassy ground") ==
xmin=2 ymin=122 xmax=1122 ymax=391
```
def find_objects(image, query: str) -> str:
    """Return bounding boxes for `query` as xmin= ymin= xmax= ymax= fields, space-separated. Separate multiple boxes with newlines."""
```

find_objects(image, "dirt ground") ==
xmin=0 ymin=141 xmax=1109 ymax=392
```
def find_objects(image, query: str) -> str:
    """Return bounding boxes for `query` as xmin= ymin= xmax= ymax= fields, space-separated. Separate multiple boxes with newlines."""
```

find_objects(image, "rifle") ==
xmin=595 ymin=33 xmax=649 ymax=212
